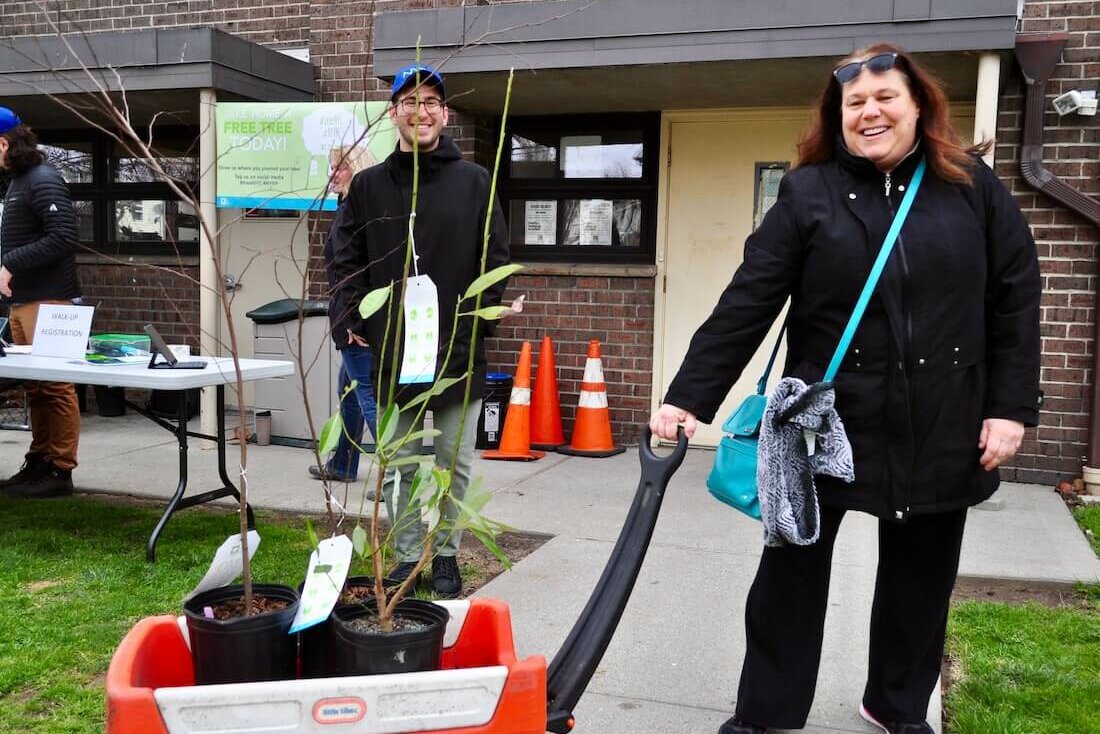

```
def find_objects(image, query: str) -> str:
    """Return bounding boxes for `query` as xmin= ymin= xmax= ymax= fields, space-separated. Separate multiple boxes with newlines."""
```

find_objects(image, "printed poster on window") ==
xmin=578 ymin=199 xmax=613 ymax=246
xmin=524 ymin=201 xmax=557 ymax=245
xmin=215 ymin=102 xmax=396 ymax=211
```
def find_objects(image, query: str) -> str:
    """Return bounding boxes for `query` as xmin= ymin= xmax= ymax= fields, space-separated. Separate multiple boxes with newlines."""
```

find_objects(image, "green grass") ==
xmin=1075 ymin=505 xmax=1100 ymax=556
xmin=0 ymin=495 xmax=314 ymax=733
xmin=944 ymin=504 xmax=1100 ymax=733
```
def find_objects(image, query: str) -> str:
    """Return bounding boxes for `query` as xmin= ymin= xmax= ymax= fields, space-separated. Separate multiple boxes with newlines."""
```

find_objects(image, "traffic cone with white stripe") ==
xmin=558 ymin=339 xmax=625 ymax=457
xmin=482 ymin=341 xmax=545 ymax=462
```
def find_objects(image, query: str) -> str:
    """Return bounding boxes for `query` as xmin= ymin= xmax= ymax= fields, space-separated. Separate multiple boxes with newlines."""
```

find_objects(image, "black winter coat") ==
xmin=330 ymin=136 xmax=510 ymax=407
xmin=0 ymin=162 xmax=81 ymax=303
xmin=664 ymin=143 xmax=1041 ymax=520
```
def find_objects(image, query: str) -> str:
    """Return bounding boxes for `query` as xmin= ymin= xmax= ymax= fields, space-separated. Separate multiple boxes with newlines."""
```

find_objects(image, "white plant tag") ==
xmin=185 ymin=530 xmax=261 ymax=600
xmin=398 ymin=274 xmax=439 ymax=384
xmin=803 ymin=428 xmax=817 ymax=457
xmin=289 ymin=534 xmax=353 ymax=633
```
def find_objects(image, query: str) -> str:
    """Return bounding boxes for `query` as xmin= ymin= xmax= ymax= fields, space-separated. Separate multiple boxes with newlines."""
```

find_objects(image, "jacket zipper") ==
xmin=885 ymin=171 xmax=912 ymax=521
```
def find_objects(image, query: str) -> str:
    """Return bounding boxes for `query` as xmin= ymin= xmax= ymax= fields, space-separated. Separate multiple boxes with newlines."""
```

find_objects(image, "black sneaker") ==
xmin=388 ymin=561 xmax=422 ymax=593
xmin=718 ymin=717 xmax=767 ymax=734
xmin=859 ymin=703 xmax=933 ymax=734
xmin=307 ymin=464 xmax=355 ymax=482
xmin=5 ymin=461 xmax=73 ymax=498
xmin=1 ymin=453 xmax=47 ymax=487
xmin=431 ymin=555 xmax=462 ymax=598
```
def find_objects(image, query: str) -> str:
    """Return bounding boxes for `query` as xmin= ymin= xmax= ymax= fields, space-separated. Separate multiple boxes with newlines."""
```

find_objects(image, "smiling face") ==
xmin=839 ymin=66 xmax=920 ymax=172
xmin=389 ymin=83 xmax=448 ymax=153
xmin=329 ymin=158 xmax=353 ymax=196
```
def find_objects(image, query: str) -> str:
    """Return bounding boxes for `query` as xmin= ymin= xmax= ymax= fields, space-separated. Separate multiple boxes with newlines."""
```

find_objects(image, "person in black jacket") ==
xmin=329 ymin=65 xmax=510 ymax=597
xmin=308 ymin=143 xmax=378 ymax=484
xmin=0 ymin=108 xmax=83 ymax=498
xmin=650 ymin=45 xmax=1040 ymax=734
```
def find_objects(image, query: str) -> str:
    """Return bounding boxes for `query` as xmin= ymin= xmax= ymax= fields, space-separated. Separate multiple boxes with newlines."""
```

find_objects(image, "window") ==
xmin=501 ymin=114 xmax=658 ymax=263
xmin=36 ymin=129 xmax=199 ymax=255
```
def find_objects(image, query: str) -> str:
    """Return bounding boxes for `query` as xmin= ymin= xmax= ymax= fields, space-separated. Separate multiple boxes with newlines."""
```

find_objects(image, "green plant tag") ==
xmin=289 ymin=534 xmax=352 ymax=633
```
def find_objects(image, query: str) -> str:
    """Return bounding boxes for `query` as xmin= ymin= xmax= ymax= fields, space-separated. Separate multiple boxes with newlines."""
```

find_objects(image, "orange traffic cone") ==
xmin=530 ymin=336 xmax=565 ymax=450
xmin=558 ymin=340 xmax=625 ymax=457
xmin=482 ymin=341 xmax=545 ymax=462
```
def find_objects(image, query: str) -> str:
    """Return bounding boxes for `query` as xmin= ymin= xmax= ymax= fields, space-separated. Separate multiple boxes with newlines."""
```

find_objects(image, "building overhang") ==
xmin=374 ymin=0 xmax=1022 ymax=114
xmin=0 ymin=27 xmax=314 ymax=128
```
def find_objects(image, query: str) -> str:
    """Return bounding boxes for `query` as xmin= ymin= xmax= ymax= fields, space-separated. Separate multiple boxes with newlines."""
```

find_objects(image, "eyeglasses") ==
xmin=396 ymin=97 xmax=445 ymax=113
xmin=832 ymin=53 xmax=899 ymax=84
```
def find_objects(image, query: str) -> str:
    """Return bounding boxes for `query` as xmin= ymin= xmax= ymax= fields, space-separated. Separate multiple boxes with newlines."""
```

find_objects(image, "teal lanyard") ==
xmin=822 ymin=157 xmax=926 ymax=382
xmin=755 ymin=157 xmax=927 ymax=389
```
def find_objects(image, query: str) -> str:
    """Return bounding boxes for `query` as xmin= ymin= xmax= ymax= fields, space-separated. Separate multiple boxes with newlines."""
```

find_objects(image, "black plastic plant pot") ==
xmin=328 ymin=598 xmax=449 ymax=677
xmin=183 ymin=584 xmax=300 ymax=685
xmin=299 ymin=575 xmax=403 ymax=679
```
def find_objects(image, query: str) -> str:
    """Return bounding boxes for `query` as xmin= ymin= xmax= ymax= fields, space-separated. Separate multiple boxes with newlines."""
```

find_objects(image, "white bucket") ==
xmin=1081 ymin=465 xmax=1100 ymax=496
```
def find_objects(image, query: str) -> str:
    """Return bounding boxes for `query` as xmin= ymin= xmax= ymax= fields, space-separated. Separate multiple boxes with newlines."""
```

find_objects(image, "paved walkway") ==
xmin=3 ymin=413 xmax=1097 ymax=733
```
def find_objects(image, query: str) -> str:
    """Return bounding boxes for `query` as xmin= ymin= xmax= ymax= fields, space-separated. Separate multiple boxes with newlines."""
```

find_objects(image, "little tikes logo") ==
xmin=312 ymin=697 xmax=366 ymax=725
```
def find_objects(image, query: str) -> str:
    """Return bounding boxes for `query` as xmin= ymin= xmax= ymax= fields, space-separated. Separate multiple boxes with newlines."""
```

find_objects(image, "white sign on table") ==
xmin=31 ymin=304 xmax=94 ymax=359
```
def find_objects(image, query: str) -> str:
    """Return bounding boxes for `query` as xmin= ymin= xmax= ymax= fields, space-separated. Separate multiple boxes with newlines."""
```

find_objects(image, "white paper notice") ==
xmin=185 ymin=530 xmax=261 ymax=600
xmin=31 ymin=304 xmax=94 ymax=358
xmin=289 ymin=534 xmax=353 ymax=633
xmin=399 ymin=274 xmax=439 ymax=384
xmin=524 ymin=200 xmax=557 ymax=245
xmin=578 ymin=199 xmax=613 ymax=246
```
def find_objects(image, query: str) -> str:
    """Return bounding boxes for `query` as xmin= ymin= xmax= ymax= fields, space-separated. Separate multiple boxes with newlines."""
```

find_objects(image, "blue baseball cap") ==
xmin=0 ymin=107 xmax=21 ymax=135
xmin=390 ymin=64 xmax=445 ymax=101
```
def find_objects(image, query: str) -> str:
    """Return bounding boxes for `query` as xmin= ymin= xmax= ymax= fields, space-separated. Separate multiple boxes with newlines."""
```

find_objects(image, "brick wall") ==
xmin=488 ymin=273 xmax=656 ymax=445
xmin=79 ymin=258 xmax=200 ymax=347
xmin=3 ymin=0 xmax=310 ymax=44
xmin=996 ymin=0 xmax=1100 ymax=483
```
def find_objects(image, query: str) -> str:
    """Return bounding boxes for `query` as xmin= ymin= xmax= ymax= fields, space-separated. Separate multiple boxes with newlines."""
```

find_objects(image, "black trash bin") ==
xmin=475 ymin=372 xmax=512 ymax=450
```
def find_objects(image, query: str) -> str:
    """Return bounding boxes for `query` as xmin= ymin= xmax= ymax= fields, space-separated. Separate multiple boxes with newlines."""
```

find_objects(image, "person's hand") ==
xmin=0 ymin=267 xmax=12 ymax=298
xmin=650 ymin=403 xmax=696 ymax=440
xmin=346 ymin=329 xmax=368 ymax=347
xmin=978 ymin=418 xmax=1025 ymax=471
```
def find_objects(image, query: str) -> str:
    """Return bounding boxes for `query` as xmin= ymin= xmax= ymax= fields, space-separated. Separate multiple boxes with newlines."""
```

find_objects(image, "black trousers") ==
xmin=734 ymin=505 xmax=968 ymax=729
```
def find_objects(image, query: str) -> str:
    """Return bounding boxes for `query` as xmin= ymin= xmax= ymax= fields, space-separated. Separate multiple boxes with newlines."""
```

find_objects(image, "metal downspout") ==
xmin=1014 ymin=34 xmax=1100 ymax=479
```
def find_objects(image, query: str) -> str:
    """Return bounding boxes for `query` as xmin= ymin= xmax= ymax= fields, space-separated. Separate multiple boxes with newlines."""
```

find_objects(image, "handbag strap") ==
xmin=822 ymin=157 xmax=926 ymax=382
xmin=754 ymin=321 xmax=786 ymax=395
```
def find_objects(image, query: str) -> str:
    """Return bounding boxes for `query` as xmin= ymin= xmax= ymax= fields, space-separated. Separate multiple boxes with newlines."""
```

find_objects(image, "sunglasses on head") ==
xmin=832 ymin=52 xmax=899 ymax=84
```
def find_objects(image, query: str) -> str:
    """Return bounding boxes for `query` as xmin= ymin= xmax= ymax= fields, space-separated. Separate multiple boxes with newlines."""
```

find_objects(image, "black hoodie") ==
xmin=329 ymin=135 xmax=510 ymax=406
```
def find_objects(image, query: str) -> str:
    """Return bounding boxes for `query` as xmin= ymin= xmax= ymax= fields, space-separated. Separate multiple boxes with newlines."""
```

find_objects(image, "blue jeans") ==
xmin=326 ymin=345 xmax=378 ymax=478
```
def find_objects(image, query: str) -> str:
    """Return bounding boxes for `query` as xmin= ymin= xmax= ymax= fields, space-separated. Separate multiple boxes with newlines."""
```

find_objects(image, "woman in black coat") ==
xmin=650 ymin=44 xmax=1040 ymax=734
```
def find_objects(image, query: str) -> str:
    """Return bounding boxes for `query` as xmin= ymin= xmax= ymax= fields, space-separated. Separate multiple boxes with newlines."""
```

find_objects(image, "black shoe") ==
xmin=308 ymin=464 xmax=355 ymax=482
xmin=859 ymin=703 xmax=933 ymax=734
xmin=431 ymin=555 xmax=462 ymax=598
xmin=1 ymin=453 xmax=48 ymax=487
xmin=388 ymin=561 xmax=422 ymax=592
xmin=5 ymin=461 xmax=73 ymax=498
xmin=718 ymin=717 xmax=767 ymax=734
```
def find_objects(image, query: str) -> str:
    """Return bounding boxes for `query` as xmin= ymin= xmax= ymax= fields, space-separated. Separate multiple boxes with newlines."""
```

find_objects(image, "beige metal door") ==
xmin=658 ymin=111 xmax=806 ymax=446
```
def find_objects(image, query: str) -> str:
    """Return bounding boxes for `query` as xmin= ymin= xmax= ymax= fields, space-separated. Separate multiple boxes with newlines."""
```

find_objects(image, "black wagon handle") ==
xmin=545 ymin=426 xmax=688 ymax=733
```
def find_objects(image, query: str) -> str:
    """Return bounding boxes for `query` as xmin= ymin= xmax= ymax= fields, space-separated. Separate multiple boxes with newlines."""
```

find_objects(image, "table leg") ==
xmin=144 ymin=385 xmax=255 ymax=562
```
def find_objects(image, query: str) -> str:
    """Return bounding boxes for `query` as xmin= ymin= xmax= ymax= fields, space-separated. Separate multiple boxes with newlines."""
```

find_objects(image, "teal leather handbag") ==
xmin=706 ymin=158 xmax=927 ymax=520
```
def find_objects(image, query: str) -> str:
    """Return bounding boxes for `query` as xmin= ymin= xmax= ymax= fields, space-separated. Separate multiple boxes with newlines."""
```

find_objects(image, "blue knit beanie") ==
xmin=0 ymin=107 xmax=21 ymax=135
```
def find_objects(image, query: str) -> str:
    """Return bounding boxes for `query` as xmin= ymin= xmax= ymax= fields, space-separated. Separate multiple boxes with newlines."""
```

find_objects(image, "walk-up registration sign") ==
xmin=215 ymin=102 xmax=396 ymax=211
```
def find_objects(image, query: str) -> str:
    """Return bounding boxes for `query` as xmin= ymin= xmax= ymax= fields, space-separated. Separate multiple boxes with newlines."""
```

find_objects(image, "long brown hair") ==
xmin=1 ymin=125 xmax=44 ymax=176
xmin=797 ymin=42 xmax=989 ymax=185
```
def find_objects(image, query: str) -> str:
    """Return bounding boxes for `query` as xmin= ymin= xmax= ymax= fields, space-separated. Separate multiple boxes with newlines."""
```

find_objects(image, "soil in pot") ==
xmin=327 ymin=598 xmax=449 ymax=677
xmin=183 ymin=584 xmax=300 ymax=685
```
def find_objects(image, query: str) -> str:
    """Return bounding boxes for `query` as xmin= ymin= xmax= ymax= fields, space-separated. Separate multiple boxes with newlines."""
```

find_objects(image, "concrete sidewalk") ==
xmin=4 ymin=413 xmax=1097 ymax=734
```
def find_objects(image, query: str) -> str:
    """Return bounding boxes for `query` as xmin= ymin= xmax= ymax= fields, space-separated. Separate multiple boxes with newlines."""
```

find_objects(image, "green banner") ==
xmin=215 ymin=102 xmax=396 ymax=211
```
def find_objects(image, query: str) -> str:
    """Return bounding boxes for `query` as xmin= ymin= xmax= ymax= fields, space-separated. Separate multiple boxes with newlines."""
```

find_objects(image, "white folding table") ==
xmin=0 ymin=354 xmax=293 ymax=561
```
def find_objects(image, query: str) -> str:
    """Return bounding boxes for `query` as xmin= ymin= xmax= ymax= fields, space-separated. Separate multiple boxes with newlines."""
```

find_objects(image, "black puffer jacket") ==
xmin=0 ymin=162 xmax=81 ymax=303
xmin=665 ymin=142 xmax=1041 ymax=520
xmin=329 ymin=136 xmax=510 ymax=406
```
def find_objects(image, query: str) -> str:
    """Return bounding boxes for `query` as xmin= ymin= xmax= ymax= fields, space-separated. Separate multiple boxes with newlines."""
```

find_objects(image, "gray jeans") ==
xmin=382 ymin=399 xmax=481 ymax=561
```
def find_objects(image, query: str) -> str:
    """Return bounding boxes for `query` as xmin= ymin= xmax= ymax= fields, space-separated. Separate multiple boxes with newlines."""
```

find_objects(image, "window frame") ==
xmin=500 ymin=112 xmax=660 ymax=264
xmin=36 ymin=128 xmax=199 ymax=257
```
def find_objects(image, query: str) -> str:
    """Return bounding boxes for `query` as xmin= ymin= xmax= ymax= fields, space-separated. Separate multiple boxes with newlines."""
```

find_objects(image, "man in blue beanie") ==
xmin=0 ymin=107 xmax=83 ymax=497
